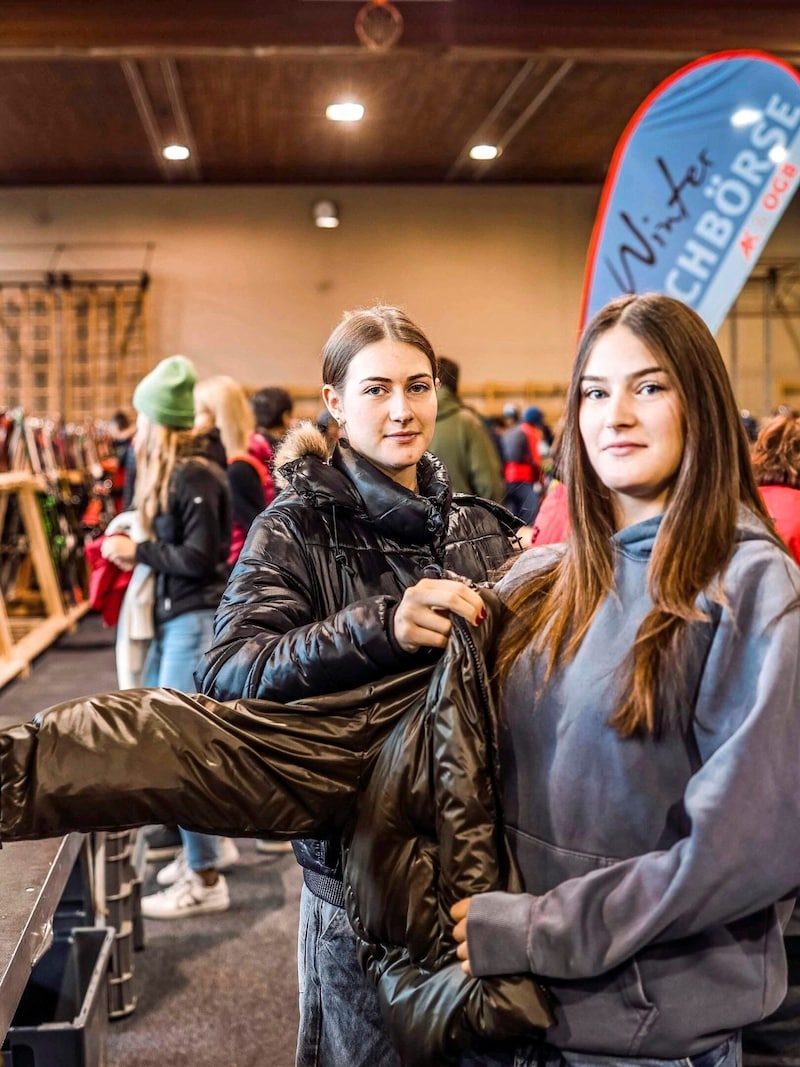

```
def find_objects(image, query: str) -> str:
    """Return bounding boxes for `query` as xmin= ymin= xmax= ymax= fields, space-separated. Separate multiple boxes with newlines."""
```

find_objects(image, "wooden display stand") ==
xmin=0 ymin=472 xmax=89 ymax=690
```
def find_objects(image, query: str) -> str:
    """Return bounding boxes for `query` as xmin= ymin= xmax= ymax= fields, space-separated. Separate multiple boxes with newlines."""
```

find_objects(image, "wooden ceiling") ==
xmin=2 ymin=1 xmax=800 ymax=185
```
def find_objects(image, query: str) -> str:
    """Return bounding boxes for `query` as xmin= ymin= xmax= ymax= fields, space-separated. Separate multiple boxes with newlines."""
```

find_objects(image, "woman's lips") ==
xmin=603 ymin=442 xmax=643 ymax=455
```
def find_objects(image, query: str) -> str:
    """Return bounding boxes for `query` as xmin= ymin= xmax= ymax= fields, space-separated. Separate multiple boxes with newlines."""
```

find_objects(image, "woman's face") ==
xmin=323 ymin=338 xmax=437 ymax=491
xmin=578 ymin=324 xmax=685 ymax=529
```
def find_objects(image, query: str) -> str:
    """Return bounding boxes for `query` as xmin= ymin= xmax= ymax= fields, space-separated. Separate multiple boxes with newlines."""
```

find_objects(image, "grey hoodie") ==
xmin=468 ymin=508 xmax=800 ymax=1058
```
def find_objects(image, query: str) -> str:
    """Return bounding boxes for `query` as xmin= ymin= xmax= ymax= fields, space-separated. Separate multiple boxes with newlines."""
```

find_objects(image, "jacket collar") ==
xmin=333 ymin=441 xmax=451 ymax=545
xmin=275 ymin=422 xmax=452 ymax=546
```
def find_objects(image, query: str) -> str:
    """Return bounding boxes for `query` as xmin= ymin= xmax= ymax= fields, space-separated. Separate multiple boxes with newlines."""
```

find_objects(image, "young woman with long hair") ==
xmin=194 ymin=374 xmax=274 ymax=564
xmin=195 ymin=304 xmax=521 ymax=1067
xmin=101 ymin=355 xmax=234 ymax=919
xmin=451 ymin=293 xmax=800 ymax=1067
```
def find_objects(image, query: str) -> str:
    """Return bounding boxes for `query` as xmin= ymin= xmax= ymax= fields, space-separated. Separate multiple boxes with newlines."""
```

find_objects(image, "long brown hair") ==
xmin=751 ymin=413 xmax=800 ymax=489
xmin=495 ymin=293 xmax=768 ymax=738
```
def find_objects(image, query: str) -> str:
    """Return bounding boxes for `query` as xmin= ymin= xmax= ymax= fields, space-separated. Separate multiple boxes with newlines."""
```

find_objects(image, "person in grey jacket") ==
xmin=452 ymin=293 xmax=800 ymax=1067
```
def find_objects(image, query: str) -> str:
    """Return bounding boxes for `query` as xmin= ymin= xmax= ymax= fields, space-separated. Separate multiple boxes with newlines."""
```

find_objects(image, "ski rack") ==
xmin=0 ymin=470 xmax=89 ymax=690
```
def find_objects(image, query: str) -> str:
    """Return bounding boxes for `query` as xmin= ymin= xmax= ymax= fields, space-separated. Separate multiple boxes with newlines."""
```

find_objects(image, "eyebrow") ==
xmin=580 ymin=365 xmax=665 ymax=382
xmin=357 ymin=373 xmax=433 ymax=384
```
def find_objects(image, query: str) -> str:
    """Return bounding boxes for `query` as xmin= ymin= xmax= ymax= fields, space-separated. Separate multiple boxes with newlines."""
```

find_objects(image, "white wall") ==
xmin=2 ymin=182 xmax=800 ymax=416
xmin=0 ymin=184 xmax=598 ymax=401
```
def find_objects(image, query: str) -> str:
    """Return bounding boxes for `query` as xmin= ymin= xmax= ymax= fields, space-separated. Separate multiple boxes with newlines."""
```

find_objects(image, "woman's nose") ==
xmin=390 ymin=391 xmax=412 ymax=421
xmin=605 ymin=390 xmax=635 ymax=427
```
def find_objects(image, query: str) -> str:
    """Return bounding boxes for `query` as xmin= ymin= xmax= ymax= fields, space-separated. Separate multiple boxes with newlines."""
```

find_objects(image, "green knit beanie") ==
xmin=133 ymin=355 xmax=196 ymax=429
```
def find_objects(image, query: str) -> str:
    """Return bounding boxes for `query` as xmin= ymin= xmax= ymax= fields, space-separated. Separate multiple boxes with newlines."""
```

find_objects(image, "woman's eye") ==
xmin=409 ymin=383 xmax=430 ymax=394
xmin=639 ymin=382 xmax=665 ymax=396
xmin=583 ymin=387 xmax=605 ymax=401
xmin=364 ymin=385 xmax=385 ymax=397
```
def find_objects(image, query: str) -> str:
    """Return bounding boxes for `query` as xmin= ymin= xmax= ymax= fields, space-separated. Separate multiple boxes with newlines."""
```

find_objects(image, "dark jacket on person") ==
xmin=0 ymin=596 xmax=552 ymax=1065
xmin=134 ymin=430 xmax=232 ymax=625
xmin=194 ymin=424 xmax=521 ymax=904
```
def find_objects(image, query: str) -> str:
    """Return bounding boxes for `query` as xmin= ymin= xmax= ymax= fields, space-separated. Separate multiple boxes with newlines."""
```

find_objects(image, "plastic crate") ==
xmin=2 ymin=927 xmax=114 ymax=1067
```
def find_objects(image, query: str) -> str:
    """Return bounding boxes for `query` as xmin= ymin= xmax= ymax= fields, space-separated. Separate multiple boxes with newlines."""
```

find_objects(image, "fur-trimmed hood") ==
xmin=273 ymin=421 xmax=329 ymax=490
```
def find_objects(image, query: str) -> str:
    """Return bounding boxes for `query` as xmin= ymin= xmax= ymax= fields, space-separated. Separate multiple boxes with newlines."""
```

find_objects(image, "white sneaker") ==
xmin=156 ymin=849 xmax=189 ymax=887
xmin=141 ymin=872 xmax=230 ymax=920
xmin=155 ymin=839 xmax=240 ymax=887
xmin=217 ymin=837 xmax=240 ymax=871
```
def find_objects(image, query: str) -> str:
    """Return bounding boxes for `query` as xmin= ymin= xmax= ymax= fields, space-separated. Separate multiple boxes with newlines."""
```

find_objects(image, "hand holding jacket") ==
xmin=393 ymin=577 xmax=486 ymax=652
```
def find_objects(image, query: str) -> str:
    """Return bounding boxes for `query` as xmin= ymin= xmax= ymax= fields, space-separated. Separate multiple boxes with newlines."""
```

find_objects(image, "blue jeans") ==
xmin=142 ymin=609 xmax=220 ymax=873
xmin=460 ymin=1034 xmax=741 ymax=1067
xmin=296 ymin=884 xmax=401 ymax=1067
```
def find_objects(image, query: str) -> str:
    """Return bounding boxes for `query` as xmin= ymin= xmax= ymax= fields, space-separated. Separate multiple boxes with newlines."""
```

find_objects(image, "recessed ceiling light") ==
xmin=469 ymin=144 xmax=500 ymax=161
xmin=325 ymin=102 xmax=365 ymax=122
xmin=731 ymin=107 xmax=762 ymax=128
xmin=313 ymin=199 xmax=340 ymax=228
xmin=162 ymin=144 xmax=190 ymax=161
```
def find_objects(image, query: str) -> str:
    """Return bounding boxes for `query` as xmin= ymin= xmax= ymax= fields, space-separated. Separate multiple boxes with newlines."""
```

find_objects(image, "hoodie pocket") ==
xmin=508 ymin=825 xmax=658 ymax=1054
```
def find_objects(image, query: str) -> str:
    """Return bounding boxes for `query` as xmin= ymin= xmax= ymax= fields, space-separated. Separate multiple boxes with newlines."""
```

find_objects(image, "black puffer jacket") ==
xmin=0 ymin=595 xmax=551 ymax=1064
xmin=194 ymin=425 xmax=521 ymax=898
xmin=134 ymin=430 xmax=231 ymax=625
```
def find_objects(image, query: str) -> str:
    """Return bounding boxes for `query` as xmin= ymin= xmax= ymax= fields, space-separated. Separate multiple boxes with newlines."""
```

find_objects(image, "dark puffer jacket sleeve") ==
xmin=344 ymin=595 xmax=553 ymax=1065
xmin=195 ymin=509 xmax=417 ymax=702
xmin=0 ymin=670 xmax=431 ymax=843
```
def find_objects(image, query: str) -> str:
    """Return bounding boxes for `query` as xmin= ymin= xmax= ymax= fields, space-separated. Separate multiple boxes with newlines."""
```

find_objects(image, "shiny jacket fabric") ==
xmin=0 ymin=596 xmax=551 ymax=1064
xmin=194 ymin=426 xmax=521 ymax=884
xmin=134 ymin=430 xmax=232 ymax=625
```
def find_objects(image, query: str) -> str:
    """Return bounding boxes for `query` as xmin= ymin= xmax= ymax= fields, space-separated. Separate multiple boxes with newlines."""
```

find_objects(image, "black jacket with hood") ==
xmin=194 ymin=424 xmax=521 ymax=903
xmin=0 ymin=595 xmax=552 ymax=1064
xmin=134 ymin=429 xmax=232 ymax=625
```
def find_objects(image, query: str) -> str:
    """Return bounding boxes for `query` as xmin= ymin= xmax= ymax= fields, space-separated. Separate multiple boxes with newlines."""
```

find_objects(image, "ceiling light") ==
xmin=313 ymin=200 xmax=340 ymax=228
xmin=162 ymin=144 xmax=191 ymax=161
xmin=769 ymin=143 xmax=788 ymax=163
xmin=469 ymin=144 xmax=500 ymax=161
xmin=325 ymin=102 xmax=365 ymax=122
xmin=730 ymin=107 xmax=762 ymax=128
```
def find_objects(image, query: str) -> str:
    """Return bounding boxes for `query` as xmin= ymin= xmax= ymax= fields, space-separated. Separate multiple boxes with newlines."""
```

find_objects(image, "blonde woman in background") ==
xmin=195 ymin=375 xmax=274 ymax=565
xmin=194 ymin=374 xmax=286 ymax=860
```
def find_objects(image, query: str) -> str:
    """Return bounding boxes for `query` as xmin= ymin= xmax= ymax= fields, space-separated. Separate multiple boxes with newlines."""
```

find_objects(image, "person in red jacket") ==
xmin=751 ymin=412 xmax=800 ymax=564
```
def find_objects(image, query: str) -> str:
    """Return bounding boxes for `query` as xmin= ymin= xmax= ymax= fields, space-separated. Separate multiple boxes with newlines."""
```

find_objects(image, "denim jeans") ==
xmin=460 ymin=1033 xmax=742 ymax=1067
xmin=142 ymin=609 xmax=220 ymax=873
xmin=296 ymin=884 xmax=401 ymax=1067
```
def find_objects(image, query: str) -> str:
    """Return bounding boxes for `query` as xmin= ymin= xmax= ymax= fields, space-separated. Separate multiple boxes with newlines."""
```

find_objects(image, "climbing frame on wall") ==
xmin=64 ymin=278 xmax=151 ymax=421
xmin=0 ymin=286 xmax=57 ymax=415
xmin=0 ymin=274 xmax=151 ymax=421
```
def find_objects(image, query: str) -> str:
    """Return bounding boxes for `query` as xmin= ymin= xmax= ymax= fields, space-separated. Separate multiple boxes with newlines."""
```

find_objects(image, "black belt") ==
xmin=303 ymin=869 xmax=345 ymax=909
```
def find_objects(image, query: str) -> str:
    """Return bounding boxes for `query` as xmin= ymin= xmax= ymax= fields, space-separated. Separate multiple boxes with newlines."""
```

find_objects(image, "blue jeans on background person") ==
xmin=296 ymin=884 xmax=401 ymax=1067
xmin=142 ymin=608 xmax=220 ymax=873
xmin=459 ymin=1034 xmax=742 ymax=1067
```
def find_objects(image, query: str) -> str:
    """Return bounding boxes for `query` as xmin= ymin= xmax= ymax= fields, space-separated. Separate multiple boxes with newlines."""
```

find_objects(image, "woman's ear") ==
xmin=322 ymin=384 xmax=342 ymax=424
